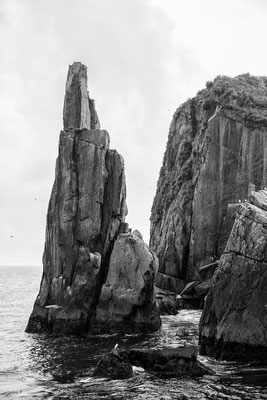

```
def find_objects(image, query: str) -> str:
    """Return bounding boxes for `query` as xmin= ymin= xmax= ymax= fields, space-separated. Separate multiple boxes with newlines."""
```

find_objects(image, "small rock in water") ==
xmin=93 ymin=349 xmax=133 ymax=380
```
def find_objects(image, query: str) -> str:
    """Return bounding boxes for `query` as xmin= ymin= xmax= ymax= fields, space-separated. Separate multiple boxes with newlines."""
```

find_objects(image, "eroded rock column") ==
xmin=26 ymin=63 xmax=126 ymax=334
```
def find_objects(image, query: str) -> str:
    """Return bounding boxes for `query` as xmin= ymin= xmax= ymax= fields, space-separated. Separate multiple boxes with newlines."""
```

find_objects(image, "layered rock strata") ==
xmin=150 ymin=74 xmax=267 ymax=288
xmin=26 ymin=62 xmax=160 ymax=334
xmin=199 ymin=189 xmax=267 ymax=360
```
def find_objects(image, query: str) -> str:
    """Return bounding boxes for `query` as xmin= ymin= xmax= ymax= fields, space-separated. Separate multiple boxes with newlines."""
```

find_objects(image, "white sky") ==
xmin=1 ymin=0 xmax=267 ymax=266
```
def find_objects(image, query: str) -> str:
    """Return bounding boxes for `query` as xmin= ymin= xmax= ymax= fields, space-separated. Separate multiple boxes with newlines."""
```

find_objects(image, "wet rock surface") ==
xmin=199 ymin=190 xmax=267 ymax=361
xmin=93 ymin=349 xmax=133 ymax=379
xmin=94 ymin=345 xmax=211 ymax=379
xmin=150 ymin=74 xmax=267 ymax=289
xmin=125 ymin=346 xmax=204 ymax=378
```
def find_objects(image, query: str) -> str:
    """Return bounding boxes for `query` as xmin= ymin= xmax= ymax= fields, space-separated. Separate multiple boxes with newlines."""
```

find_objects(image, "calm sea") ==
xmin=1 ymin=265 xmax=267 ymax=399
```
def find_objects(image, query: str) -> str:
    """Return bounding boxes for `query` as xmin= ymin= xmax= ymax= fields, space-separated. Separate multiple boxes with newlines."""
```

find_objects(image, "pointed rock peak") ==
xmin=63 ymin=61 xmax=100 ymax=130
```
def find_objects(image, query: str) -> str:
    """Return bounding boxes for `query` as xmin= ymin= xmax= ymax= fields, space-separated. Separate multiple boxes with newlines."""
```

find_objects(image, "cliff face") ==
xmin=26 ymin=63 xmax=127 ymax=334
xmin=199 ymin=190 xmax=267 ymax=361
xmin=150 ymin=74 xmax=267 ymax=288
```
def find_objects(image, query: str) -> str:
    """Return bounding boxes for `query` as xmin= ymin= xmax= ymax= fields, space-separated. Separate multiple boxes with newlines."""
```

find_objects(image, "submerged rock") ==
xmin=92 ymin=230 xmax=161 ymax=333
xmin=93 ymin=349 xmax=133 ymax=379
xmin=27 ymin=62 xmax=159 ymax=335
xmin=94 ymin=345 xmax=211 ymax=380
xmin=199 ymin=190 xmax=267 ymax=361
xmin=122 ymin=346 xmax=211 ymax=378
xmin=150 ymin=74 xmax=267 ymax=289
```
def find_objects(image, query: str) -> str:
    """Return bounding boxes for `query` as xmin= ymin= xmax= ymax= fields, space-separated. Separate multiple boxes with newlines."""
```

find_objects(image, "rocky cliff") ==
xmin=26 ymin=62 xmax=160 ymax=334
xmin=199 ymin=189 xmax=267 ymax=361
xmin=150 ymin=74 xmax=267 ymax=290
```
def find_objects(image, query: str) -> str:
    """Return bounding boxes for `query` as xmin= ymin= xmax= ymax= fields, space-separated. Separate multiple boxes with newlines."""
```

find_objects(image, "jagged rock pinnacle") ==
xmin=63 ymin=61 xmax=100 ymax=130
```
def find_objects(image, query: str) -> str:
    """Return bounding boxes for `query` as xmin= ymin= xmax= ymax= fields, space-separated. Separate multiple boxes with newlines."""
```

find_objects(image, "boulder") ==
xmin=93 ymin=348 xmax=133 ymax=380
xmin=199 ymin=191 xmax=267 ymax=361
xmin=93 ymin=345 xmax=212 ymax=380
xmin=155 ymin=287 xmax=182 ymax=315
xmin=92 ymin=231 xmax=161 ymax=333
xmin=150 ymin=74 xmax=267 ymax=290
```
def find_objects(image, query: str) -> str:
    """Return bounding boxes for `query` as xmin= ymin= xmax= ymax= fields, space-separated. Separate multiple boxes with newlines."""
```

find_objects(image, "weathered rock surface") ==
xmin=92 ymin=231 xmax=161 ymax=333
xmin=27 ymin=62 xmax=160 ymax=334
xmin=199 ymin=190 xmax=267 ymax=360
xmin=150 ymin=74 xmax=267 ymax=288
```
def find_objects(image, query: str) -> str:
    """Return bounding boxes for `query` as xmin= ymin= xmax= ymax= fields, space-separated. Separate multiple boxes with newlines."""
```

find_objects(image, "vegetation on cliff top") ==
xmin=198 ymin=73 xmax=267 ymax=127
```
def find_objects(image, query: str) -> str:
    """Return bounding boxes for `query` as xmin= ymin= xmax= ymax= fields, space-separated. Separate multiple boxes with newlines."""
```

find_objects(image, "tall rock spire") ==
xmin=26 ymin=63 xmax=126 ymax=334
xmin=26 ymin=62 xmax=160 ymax=335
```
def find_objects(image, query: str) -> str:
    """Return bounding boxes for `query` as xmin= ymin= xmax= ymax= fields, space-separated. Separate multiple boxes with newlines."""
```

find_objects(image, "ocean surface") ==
xmin=1 ymin=265 xmax=267 ymax=400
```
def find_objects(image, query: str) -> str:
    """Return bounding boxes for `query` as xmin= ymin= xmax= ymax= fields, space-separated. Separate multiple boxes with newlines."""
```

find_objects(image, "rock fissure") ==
xmin=223 ymin=249 xmax=267 ymax=264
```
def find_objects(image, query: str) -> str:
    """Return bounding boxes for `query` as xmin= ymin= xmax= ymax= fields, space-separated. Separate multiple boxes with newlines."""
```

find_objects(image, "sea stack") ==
xmin=26 ymin=62 xmax=160 ymax=334
xmin=150 ymin=74 xmax=267 ymax=291
xmin=199 ymin=189 xmax=267 ymax=361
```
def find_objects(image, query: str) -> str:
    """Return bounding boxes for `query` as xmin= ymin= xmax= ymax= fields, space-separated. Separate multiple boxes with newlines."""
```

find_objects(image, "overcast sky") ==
xmin=1 ymin=0 xmax=267 ymax=266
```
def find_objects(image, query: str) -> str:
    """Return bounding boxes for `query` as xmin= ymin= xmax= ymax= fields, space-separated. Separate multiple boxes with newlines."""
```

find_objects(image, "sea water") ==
xmin=1 ymin=265 xmax=267 ymax=399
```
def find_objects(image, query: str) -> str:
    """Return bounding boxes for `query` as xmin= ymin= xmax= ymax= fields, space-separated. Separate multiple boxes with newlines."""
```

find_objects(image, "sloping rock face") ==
xmin=92 ymin=230 xmax=161 ymax=333
xmin=26 ymin=62 xmax=127 ymax=334
xmin=150 ymin=74 xmax=267 ymax=288
xmin=199 ymin=190 xmax=267 ymax=361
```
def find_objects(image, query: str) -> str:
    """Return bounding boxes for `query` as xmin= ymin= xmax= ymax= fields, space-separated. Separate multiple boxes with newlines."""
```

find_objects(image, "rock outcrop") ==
xmin=92 ymin=230 xmax=161 ymax=333
xmin=199 ymin=189 xmax=267 ymax=361
xmin=94 ymin=345 xmax=212 ymax=379
xmin=26 ymin=62 xmax=160 ymax=334
xmin=150 ymin=74 xmax=267 ymax=289
xmin=93 ymin=348 xmax=133 ymax=379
